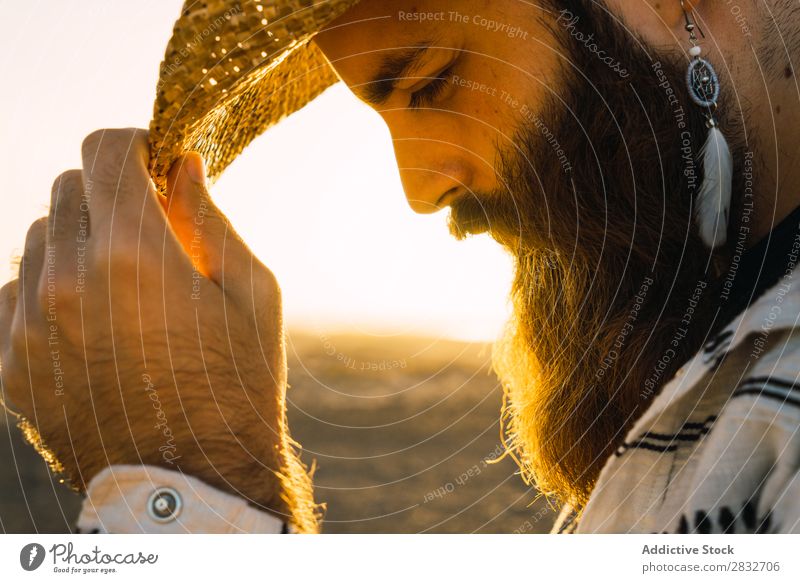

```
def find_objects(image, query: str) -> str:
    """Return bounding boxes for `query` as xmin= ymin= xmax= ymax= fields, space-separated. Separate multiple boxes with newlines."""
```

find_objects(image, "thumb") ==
xmin=165 ymin=153 xmax=256 ymax=293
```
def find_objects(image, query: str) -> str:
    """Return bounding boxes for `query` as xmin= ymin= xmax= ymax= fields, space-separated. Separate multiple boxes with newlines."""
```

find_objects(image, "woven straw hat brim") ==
xmin=149 ymin=0 xmax=361 ymax=192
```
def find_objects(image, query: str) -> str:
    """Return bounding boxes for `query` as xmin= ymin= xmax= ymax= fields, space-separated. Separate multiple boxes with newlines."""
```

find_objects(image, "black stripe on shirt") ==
xmin=732 ymin=376 xmax=800 ymax=408
xmin=615 ymin=415 xmax=716 ymax=457
xmin=733 ymin=387 xmax=800 ymax=408
xmin=702 ymin=331 xmax=733 ymax=369
xmin=616 ymin=441 xmax=678 ymax=455
xmin=737 ymin=375 xmax=800 ymax=392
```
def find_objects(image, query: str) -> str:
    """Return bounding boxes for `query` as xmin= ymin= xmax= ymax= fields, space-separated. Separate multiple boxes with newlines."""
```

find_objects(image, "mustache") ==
xmin=447 ymin=179 xmax=575 ymax=255
xmin=447 ymin=135 xmax=533 ymax=242
xmin=447 ymin=184 xmax=537 ymax=244
xmin=447 ymin=123 xmax=578 ymax=250
xmin=447 ymin=192 xmax=499 ymax=240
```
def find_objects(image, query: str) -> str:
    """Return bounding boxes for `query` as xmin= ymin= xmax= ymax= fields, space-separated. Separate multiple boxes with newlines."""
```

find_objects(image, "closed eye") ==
xmin=408 ymin=67 xmax=453 ymax=110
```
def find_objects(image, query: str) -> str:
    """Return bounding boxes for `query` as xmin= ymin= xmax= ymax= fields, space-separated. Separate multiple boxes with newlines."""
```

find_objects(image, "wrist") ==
xmin=78 ymin=465 xmax=288 ymax=533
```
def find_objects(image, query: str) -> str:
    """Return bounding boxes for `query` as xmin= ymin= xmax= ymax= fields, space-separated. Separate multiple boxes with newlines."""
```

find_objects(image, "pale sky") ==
xmin=0 ymin=0 xmax=514 ymax=342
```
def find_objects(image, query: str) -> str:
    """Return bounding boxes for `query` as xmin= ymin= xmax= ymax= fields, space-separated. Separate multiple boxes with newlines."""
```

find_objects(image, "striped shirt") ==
xmin=556 ymin=206 xmax=800 ymax=534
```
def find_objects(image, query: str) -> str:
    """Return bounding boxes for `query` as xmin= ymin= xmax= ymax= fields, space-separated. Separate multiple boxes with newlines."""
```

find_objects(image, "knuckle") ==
xmin=258 ymin=264 xmax=280 ymax=294
xmin=129 ymin=127 xmax=149 ymax=150
xmin=86 ymin=157 xmax=123 ymax=189
xmin=50 ymin=169 xmax=83 ymax=200
xmin=23 ymin=218 xmax=48 ymax=259
xmin=50 ymin=170 xmax=85 ymax=210
xmin=82 ymin=129 xmax=152 ymax=201
xmin=82 ymin=128 xmax=147 ymax=161
xmin=25 ymin=217 xmax=48 ymax=242
xmin=252 ymin=263 xmax=281 ymax=307
xmin=81 ymin=129 xmax=107 ymax=160
xmin=49 ymin=172 xmax=86 ymax=241
xmin=82 ymin=130 xmax=129 ymax=180
xmin=0 ymin=279 xmax=18 ymax=310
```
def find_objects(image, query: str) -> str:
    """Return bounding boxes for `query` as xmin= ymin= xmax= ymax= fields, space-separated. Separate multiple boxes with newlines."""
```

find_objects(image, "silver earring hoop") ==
xmin=682 ymin=2 xmax=733 ymax=250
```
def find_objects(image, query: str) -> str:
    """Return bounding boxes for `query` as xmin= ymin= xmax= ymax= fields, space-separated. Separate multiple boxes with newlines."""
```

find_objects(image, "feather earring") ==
xmin=682 ymin=3 xmax=732 ymax=249
xmin=696 ymin=122 xmax=733 ymax=247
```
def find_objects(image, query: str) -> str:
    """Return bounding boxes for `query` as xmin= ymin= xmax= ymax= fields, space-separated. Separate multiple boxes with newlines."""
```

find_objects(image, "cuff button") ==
xmin=147 ymin=487 xmax=182 ymax=523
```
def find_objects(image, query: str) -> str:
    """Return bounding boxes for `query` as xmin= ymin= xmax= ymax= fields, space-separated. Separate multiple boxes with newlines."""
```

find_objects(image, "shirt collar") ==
xmin=714 ymin=203 xmax=800 ymax=332
xmin=630 ymin=205 xmax=800 ymax=431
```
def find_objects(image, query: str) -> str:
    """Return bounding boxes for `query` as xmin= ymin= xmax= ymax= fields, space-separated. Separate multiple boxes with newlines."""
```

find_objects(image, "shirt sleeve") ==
xmin=76 ymin=465 xmax=289 ymax=533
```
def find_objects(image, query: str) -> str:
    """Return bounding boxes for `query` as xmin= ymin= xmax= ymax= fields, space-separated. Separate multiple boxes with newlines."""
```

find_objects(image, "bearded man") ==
xmin=2 ymin=0 xmax=800 ymax=534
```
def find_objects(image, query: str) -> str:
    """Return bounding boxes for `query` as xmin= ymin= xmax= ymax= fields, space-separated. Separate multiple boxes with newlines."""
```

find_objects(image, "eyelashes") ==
xmin=408 ymin=67 xmax=454 ymax=110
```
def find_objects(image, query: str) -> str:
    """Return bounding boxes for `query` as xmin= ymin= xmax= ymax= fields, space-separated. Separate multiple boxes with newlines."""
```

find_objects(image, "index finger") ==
xmin=80 ymin=128 xmax=157 ymax=232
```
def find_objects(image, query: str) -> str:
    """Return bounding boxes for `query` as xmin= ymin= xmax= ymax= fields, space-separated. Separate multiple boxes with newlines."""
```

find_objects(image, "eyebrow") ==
xmin=359 ymin=42 xmax=434 ymax=106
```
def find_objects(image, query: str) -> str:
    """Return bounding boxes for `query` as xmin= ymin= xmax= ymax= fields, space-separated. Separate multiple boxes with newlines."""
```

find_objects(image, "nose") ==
xmin=392 ymin=139 xmax=473 ymax=214
xmin=397 ymin=167 xmax=468 ymax=213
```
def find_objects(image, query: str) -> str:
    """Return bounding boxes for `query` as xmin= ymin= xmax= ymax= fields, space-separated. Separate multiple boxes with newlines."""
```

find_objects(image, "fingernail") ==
xmin=185 ymin=152 xmax=206 ymax=185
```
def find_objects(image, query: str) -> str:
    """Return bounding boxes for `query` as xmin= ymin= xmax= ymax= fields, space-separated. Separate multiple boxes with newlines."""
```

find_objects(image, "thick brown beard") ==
xmin=448 ymin=1 xmax=744 ymax=507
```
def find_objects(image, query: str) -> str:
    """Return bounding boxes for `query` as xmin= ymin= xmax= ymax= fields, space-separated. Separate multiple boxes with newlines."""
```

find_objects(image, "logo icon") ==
xmin=19 ymin=543 xmax=46 ymax=571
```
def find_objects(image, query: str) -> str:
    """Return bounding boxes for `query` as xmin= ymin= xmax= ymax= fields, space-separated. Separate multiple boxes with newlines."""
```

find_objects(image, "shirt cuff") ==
xmin=76 ymin=465 xmax=288 ymax=533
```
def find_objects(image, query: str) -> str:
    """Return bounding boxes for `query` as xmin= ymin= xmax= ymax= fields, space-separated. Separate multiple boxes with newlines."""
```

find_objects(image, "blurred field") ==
xmin=0 ymin=332 xmax=555 ymax=533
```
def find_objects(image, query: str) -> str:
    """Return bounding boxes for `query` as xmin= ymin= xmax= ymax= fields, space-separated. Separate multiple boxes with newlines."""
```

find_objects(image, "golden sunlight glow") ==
xmin=0 ymin=0 xmax=513 ymax=342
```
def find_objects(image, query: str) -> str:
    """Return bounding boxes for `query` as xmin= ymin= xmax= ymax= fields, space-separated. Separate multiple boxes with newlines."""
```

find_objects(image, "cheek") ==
xmin=442 ymin=82 xmax=520 ymax=169
xmin=462 ymin=33 xmax=565 ymax=133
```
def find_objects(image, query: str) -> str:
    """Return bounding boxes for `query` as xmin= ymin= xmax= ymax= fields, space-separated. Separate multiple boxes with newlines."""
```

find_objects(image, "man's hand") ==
xmin=0 ymin=129 xmax=311 ymax=525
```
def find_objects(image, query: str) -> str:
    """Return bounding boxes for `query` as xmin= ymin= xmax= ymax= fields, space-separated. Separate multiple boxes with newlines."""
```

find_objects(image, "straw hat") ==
xmin=148 ymin=0 xmax=362 ymax=192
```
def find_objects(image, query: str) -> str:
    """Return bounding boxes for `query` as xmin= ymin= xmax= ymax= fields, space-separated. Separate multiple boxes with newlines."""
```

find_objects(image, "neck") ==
xmin=746 ymin=70 xmax=800 ymax=243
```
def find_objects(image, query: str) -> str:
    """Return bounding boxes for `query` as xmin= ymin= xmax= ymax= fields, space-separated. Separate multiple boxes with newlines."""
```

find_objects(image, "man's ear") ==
xmin=605 ymin=0 xmax=702 ymax=50
xmin=669 ymin=0 xmax=704 ymax=31
xmin=656 ymin=0 xmax=684 ymax=28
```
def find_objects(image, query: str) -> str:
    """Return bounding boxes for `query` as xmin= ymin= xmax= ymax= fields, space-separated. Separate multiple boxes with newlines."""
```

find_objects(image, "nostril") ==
xmin=436 ymin=187 xmax=462 ymax=208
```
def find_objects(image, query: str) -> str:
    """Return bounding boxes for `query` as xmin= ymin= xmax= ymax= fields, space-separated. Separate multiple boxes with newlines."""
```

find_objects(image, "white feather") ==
xmin=695 ymin=126 xmax=733 ymax=248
